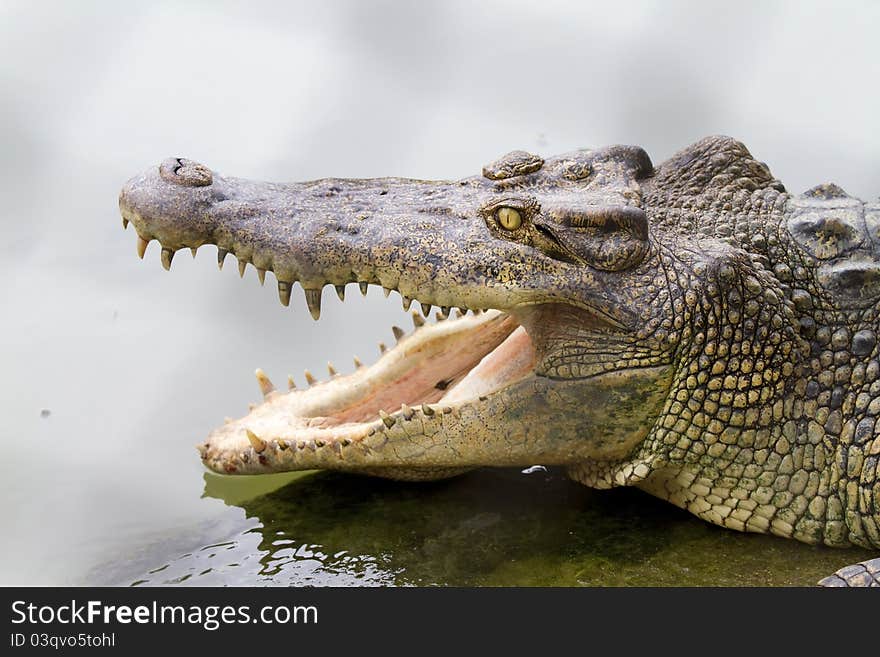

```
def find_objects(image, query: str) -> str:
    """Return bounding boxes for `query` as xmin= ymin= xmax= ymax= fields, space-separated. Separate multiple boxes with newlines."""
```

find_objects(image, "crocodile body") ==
xmin=118 ymin=137 xmax=880 ymax=586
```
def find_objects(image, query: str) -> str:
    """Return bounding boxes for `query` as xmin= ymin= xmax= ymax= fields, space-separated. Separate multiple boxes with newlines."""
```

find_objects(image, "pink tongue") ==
xmin=440 ymin=327 xmax=536 ymax=403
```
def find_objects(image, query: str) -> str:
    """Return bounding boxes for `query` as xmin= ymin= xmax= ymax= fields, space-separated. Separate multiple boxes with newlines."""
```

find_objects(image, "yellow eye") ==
xmin=496 ymin=207 xmax=522 ymax=231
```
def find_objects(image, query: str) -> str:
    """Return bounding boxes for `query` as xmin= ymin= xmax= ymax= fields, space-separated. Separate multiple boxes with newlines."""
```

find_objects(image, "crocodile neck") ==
xmin=569 ymin=178 xmax=880 ymax=548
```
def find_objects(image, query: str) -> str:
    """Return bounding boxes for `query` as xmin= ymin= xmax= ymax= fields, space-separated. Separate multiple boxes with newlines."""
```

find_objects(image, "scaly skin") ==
xmin=118 ymin=137 xmax=880 ymax=586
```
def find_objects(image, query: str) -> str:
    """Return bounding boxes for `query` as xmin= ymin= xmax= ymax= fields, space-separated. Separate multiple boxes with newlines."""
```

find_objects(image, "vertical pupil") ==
xmin=498 ymin=207 xmax=521 ymax=230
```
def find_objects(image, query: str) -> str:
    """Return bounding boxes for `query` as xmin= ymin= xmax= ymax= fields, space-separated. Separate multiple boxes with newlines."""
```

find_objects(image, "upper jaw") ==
xmin=119 ymin=159 xmax=639 ymax=326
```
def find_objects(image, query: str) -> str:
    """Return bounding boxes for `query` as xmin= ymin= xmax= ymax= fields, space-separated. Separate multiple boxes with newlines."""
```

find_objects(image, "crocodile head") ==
xmin=119 ymin=147 xmax=703 ymax=480
xmin=120 ymin=137 xmax=812 ymax=486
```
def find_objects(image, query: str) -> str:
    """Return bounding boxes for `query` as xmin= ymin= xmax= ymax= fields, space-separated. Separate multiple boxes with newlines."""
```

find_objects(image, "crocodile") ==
xmin=118 ymin=136 xmax=880 ymax=586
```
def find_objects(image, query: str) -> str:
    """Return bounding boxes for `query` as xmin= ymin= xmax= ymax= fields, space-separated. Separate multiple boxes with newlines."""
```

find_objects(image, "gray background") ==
xmin=1 ymin=0 xmax=878 ymax=585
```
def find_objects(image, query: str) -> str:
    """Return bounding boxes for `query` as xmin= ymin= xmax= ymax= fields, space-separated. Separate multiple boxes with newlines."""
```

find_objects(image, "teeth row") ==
xmin=236 ymin=402 xmax=459 ymax=457
xmin=131 ymin=231 xmax=485 ymax=322
xmin=250 ymin=310 xmax=426 ymax=396
xmin=374 ymin=402 xmax=455 ymax=427
xmin=251 ymin=303 xmax=486 ymax=396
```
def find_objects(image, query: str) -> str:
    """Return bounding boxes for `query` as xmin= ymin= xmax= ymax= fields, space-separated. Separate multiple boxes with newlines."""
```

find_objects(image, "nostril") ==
xmin=159 ymin=157 xmax=213 ymax=187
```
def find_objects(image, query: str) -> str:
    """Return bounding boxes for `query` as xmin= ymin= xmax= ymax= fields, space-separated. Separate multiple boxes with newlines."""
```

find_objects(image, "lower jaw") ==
xmin=196 ymin=302 xmax=674 ymax=476
xmin=199 ymin=309 xmax=539 ymax=474
xmin=199 ymin=358 xmax=674 ymax=477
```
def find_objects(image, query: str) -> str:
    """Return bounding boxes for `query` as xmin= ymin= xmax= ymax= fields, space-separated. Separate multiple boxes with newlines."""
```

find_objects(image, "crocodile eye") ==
xmin=496 ymin=207 xmax=522 ymax=231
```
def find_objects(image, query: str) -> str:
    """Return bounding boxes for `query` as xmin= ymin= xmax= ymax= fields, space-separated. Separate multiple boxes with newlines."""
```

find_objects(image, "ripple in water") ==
xmin=124 ymin=468 xmax=875 ymax=587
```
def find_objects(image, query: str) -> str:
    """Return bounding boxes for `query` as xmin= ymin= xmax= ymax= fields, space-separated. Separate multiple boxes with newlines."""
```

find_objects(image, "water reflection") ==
xmin=127 ymin=468 xmax=874 ymax=586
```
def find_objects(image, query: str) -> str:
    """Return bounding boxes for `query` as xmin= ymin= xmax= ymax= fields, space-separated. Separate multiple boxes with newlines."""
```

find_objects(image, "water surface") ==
xmin=103 ymin=469 xmax=873 ymax=587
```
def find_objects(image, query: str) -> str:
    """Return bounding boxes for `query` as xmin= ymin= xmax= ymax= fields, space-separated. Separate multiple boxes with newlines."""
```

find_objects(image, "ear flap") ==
xmin=540 ymin=206 xmax=650 ymax=271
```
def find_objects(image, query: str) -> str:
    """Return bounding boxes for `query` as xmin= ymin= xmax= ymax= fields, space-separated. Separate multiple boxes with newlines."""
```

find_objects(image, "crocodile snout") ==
xmin=119 ymin=158 xmax=221 ymax=266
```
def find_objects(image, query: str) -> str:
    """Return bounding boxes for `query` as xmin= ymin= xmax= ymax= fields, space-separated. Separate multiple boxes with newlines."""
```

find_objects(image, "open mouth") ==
xmin=120 ymin=189 xmax=546 ymax=475
xmin=197 ymin=288 xmax=538 ymax=473
xmin=119 ymin=161 xmax=671 ymax=477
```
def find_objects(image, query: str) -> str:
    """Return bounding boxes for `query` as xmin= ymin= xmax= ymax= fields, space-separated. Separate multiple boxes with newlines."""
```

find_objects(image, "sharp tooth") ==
xmin=277 ymin=281 xmax=292 ymax=306
xmin=327 ymin=362 xmax=337 ymax=376
xmin=287 ymin=375 xmax=297 ymax=390
xmin=411 ymin=311 xmax=425 ymax=328
xmin=378 ymin=410 xmax=396 ymax=428
xmin=392 ymin=326 xmax=405 ymax=342
xmin=378 ymin=342 xmax=387 ymax=354
xmin=335 ymin=284 xmax=346 ymax=302
xmin=161 ymin=247 xmax=175 ymax=271
xmin=401 ymin=296 xmax=412 ymax=311
xmin=304 ymin=370 xmax=316 ymax=385
xmin=257 ymin=268 xmax=266 ymax=285
xmin=190 ymin=247 xmax=198 ymax=258
xmin=136 ymin=235 xmax=149 ymax=259
xmin=383 ymin=287 xmax=392 ymax=298
xmin=353 ymin=356 xmax=363 ymax=368
xmin=401 ymin=403 xmax=414 ymax=420
xmin=255 ymin=368 xmax=274 ymax=397
xmin=421 ymin=404 xmax=434 ymax=416
xmin=238 ymin=259 xmax=248 ymax=277
xmin=304 ymin=288 xmax=322 ymax=320
xmin=420 ymin=303 xmax=432 ymax=317
xmin=245 ymin=429 xmax=267 ymax=453
xmin=217 ymin=248 xmax=229 ymax=270
xmin=359 ymin=282 xmax=369 ymax=296
xmin=122 ymin=217 xmax=129 ymax=230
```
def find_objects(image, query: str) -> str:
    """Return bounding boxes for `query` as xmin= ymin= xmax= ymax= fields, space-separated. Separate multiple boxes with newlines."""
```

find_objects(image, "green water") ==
xmin=114 ymin=468 xmax=873 ymax=587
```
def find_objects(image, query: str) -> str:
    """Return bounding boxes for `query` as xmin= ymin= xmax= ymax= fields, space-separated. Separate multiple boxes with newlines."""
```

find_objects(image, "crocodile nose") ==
xmin=158 ymin=157 xmax=213 ymax=187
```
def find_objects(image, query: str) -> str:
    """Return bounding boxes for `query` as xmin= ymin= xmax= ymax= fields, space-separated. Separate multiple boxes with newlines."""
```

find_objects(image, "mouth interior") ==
xmin=227 ymin=309 xmax=537 ymax=447
xmin=121 ymin=209 xmax=541 ymax=452
xmin=322 ymin=312 xmax=533 ymax=423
